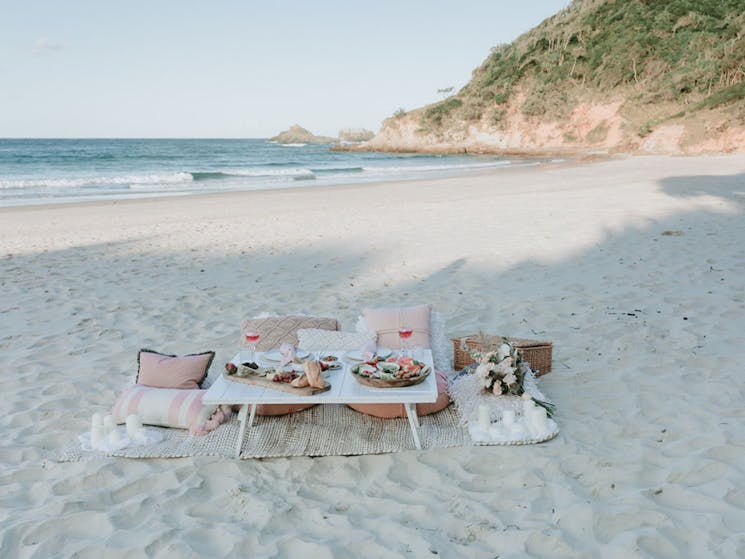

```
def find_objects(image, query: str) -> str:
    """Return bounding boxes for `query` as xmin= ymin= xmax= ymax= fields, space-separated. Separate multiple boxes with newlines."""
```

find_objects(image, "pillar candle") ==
xmin=523 ymin=397 xmax=536 ymax=413
xmin=532 ymin=406 xmax=548 ymax=433
xmin=522 ymin=398 xmax=537 ymax=427
xmin=103 ymin=415 xmax=115 ymax=434
xmin=90 ymin=425 xmax=105 ymax=449
xmin=478 ymin=405 xmax=490 ymax=430
xmin=108 ymin=428 xmax=123 ymax=445
xmin=125 ymin=414 xmax=142 ymax=438
xmin=502 ymin=409 xmax=515 ymax=428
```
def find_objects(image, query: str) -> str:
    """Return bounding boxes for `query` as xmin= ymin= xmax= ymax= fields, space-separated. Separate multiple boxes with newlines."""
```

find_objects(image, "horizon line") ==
xmin=0 ymin=136 xmax=274 ymax=140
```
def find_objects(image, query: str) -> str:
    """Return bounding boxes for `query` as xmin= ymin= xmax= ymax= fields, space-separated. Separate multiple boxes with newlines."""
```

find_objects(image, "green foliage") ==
xmin=638 ymin=121 xmax=654 ymax=137
xmin=424 ymin=98 xmax=463 ymax=125
xmin=491 ymin=109 xmax=506 ymax=125
xmin=461 ymin=0 xmax=745 ymax=123
xmin=521 ymin=96 xmax=546 ymax=117
xmin=695 ymin=82 xmax=745 ymax=110
xmin=393 ymin=108 xmax=406 ymax=118
xmin=586 ymin=121 xmax=609 ymax=143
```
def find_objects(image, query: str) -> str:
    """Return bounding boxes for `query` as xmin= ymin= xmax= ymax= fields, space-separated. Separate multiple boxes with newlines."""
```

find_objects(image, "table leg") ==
xmin=247 ymin=402 xmax=257 ymax=427
xmin=404 ymin=403 xmax=422 ymax=450
xmin=234 ymin=404 xmax=250 ymax=459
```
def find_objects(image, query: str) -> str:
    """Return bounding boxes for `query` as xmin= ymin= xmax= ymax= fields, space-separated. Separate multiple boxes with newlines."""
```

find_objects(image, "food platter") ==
xmin=350 ymin=357 xmax=431 ymax=388
xmin=344 ymin=348 xmax=393 ymax=362
xmin=223 ymin=362 xmax=331 ymax=395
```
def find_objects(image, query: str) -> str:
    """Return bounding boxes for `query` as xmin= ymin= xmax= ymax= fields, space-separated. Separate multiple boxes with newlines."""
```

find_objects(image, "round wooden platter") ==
xmin=350 ymin=367 xmax=431 ymax=388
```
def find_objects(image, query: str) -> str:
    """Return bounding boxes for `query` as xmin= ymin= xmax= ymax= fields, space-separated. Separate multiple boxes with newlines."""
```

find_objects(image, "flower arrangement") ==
xmin=469 ymin=336 xmax=555 ymax=416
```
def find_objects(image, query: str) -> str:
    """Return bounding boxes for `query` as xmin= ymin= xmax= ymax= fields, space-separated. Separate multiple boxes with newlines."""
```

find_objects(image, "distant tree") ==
xmin=393 ymin=107 xmax=406 ymax=118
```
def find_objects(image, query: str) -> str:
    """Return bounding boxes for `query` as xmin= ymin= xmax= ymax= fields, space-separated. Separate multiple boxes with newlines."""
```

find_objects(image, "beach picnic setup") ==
xmin=63 ymin=306 xmax=558 ymax=461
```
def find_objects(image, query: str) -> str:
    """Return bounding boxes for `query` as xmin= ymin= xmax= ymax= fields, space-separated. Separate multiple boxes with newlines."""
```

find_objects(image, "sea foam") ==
xmin=0 ymin=172 xmax=194 ymax=190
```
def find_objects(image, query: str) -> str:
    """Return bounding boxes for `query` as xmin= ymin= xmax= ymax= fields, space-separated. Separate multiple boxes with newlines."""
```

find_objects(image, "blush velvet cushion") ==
xmin=362 ymin=304 xmax=431 ymax=349
xmin=136 ymin=349 xmax=215 ymax=390
xmin=349 ymin=304 xmax=451 ymax=418
xmin=240 ymin=315 xmax=340 ymax=352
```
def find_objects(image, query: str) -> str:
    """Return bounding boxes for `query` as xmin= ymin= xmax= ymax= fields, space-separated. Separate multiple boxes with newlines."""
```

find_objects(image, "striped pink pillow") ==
xmin=137 ymin=349 xmax=214 ymax=390
xmin=112 ymin=385 xmax=220 ymax=433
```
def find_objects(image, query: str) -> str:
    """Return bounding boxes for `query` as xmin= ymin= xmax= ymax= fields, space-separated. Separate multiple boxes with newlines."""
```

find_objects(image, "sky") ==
xmin=0 ymin=1 xmax=571 ymax=138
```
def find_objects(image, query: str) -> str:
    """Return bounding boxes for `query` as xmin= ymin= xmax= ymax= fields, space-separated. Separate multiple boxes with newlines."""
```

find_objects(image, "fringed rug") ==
xmin=58 ymin=404 xmax=469 ymax=462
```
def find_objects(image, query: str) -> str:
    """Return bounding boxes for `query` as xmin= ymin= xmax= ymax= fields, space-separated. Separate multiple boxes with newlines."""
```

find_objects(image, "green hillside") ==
xmin=419 ymin=0 xmax=745 ymax=139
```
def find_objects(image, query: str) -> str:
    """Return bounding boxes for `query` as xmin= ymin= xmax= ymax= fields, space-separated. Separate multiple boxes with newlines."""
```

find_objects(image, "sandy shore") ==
xmin=1 ymin=154 xmax=744 ymax=557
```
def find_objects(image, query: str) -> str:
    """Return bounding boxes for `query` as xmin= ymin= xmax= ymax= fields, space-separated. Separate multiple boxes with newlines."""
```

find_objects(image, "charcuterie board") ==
xmin=223 ymin=371 xmax=331 ymax=395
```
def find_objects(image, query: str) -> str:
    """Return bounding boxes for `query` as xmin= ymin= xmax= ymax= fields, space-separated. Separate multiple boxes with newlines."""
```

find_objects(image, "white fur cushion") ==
xmin=297 ymin=328 xmax=376 ymax=351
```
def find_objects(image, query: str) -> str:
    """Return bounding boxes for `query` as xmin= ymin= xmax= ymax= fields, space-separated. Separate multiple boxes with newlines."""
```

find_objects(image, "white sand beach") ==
xmin=1 ymin=154 xmax=745 ymax=558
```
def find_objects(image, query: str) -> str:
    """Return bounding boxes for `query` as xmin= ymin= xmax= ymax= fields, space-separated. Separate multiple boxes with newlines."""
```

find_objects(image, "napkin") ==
xmin=279 ymin=343 xmax=296 ymax=366
xmin=361 ymin=341 xmax=377 ymax=361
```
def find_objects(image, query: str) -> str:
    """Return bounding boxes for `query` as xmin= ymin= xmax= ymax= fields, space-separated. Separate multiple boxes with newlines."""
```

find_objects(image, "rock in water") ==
xmin=270 ymin=124 xmax=337 ymax=145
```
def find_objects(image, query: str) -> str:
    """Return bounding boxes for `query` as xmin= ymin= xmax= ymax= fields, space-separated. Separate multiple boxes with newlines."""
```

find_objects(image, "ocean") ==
xmin=0 ymin=138 xmax=541 ymax=207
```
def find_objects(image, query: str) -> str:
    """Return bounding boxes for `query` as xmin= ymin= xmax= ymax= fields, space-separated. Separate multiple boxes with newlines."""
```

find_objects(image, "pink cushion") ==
xmin=255 ymin=403 xmax=317 ymax=416
xmin=136 ymin=349 xmax=214 ymax=390
xmin=363 ymin=304 xmax=431 ymax=349
xmin=346 ymin=370 xmax=450 ymax=419
xmin=112 ymin=385 xmax=228 ymax=435
xmin=241 ymin=316 xmax=340 ymax=351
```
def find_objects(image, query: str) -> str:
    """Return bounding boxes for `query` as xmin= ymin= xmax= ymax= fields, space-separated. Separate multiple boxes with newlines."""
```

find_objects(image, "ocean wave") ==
xmin=191 ymin=168 xmax=315 ymax=181
xmin=361 ymin=161 xmax=512 ymax=174
xmin=310 ymin=166 xmax=364 ymax=175
xmin=0 ymin=172 xmax=193 ymax=190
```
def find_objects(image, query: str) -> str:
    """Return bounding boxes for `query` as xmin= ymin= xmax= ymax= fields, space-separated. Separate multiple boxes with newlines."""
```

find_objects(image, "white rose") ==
xmin=498 ymin=343 xmax=512 ymax=360
xmin=475 ymin=363 xmax=491 ymax=378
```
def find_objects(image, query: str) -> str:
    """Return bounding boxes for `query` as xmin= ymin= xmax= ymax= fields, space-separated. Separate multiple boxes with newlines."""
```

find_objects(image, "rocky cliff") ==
xmin=338 ymin=128 xmax=375 ymax=143
xmin=367 ymin=0 xmax=745 ymax=155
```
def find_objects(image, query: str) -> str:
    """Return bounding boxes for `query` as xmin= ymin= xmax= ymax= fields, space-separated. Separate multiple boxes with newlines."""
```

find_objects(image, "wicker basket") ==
xmin=452 ymin=334 xmax=553 ymax=376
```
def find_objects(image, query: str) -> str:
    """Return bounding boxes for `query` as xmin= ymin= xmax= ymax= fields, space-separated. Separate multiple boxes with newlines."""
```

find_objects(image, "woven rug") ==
xmin=58 ymin=404 xmax=469 ymax=462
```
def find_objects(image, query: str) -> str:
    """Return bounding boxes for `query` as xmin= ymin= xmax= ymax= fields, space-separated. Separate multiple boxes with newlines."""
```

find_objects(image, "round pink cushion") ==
xmin=230 ymin=403 xmax=317 ymax=416
xmin=256 ymin=403 xmax=317 ymax=416
xmin=346 ymin=370 xmax=450 ymax=419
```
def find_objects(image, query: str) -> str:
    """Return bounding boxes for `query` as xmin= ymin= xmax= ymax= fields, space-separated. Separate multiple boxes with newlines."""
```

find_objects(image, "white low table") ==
xmin=204 ymin=349 xmax=438 ymax=458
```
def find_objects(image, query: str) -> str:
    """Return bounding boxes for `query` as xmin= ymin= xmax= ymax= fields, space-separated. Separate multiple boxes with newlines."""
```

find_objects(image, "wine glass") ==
xmin=398 ymin=327 xmax=413 ymax=357
xmin=245 ymin=331 xmax=260 ymax=363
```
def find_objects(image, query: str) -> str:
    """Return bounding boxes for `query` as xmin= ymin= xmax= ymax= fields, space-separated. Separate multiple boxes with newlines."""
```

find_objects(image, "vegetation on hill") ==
xmin=418 ymin=0 xmax=745 ymax=139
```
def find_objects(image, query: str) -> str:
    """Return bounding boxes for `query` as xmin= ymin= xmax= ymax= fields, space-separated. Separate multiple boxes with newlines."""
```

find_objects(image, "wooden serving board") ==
xmin=223 ymin=371 xmax=331 ymax=396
